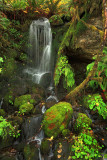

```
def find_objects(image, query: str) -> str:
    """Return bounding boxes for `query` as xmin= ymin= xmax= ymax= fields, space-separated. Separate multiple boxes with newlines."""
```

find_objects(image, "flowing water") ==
xmin=24 ymin=18 xmax=52 ymax=86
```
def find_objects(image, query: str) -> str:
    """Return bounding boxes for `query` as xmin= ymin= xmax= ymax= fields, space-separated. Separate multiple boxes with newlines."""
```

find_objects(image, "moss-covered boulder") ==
xmin=42 ymin=102 xmax=73 ymax=138
xmin=40 ymin=139 xmax=51 ymax=155
xmin=83 ymin=94 xmax=107 ymax=119
xmin=14 ymin=94 xmax=36 ymax=108
xmin=74 ymin=113 xmax=92 ymax=132
xmin=0 ymin=109 xmax=6 ymax=117
xmin=19 ymin=103 xmax=34 ymax=115
xmin=49 ymin=15 xmax=64 ymax=26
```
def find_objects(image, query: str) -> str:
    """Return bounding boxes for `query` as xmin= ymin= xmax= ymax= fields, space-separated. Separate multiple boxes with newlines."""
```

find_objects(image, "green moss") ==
xmin=42 ymin=102 xmax=73 ymax=138
xmin=74 ymin=113 xmax=92 ymax=132
xmin=49 ymin=15 xmax=64 ymax=26
xmin=75 ymin=13 xmax=90 ymax=36
xmin=19 ymin=103 xmax=34 ymax=115
xmin=19 ymin=52 xmax=28 ymax=62
xmin=40 ymin=139 xmax=50 ymax=155
xmin=0 ymin=109 xmax=6 ymax=117
xmin=14 ymin=94 xmax=36 ymax=108
xmin=24 ymin=144 xmax=38 ymax=160
xmin=62 ymin=129 xmax=70 ymax=137
xmin=2 ymin=58 xmax=16 ymax=77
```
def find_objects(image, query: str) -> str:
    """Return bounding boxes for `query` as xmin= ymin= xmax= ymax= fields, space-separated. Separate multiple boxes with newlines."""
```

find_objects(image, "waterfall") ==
xmin=24 ymin=18 xmax=52 ymax=86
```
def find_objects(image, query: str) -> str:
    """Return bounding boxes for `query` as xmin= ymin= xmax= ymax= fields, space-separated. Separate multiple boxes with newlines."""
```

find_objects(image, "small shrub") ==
xmin=0 ymin=116 xmax=20 ymax=139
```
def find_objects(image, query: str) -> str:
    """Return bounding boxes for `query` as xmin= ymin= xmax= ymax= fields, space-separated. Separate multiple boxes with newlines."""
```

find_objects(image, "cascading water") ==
xmin=24 ymin=18 xmax=52 ymax=86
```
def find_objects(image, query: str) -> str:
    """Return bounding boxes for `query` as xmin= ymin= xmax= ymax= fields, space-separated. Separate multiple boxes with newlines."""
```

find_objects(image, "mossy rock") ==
xmin=40 ymin=139 xmax=51 ymax=155
xmin=19 ymin=103 xmax=34 ymax=115
xmin=0 ymin=109 xmax=6 ymax=117
xmin=49 ymin=15 xmax=64 ymax=26
xmin=14 ymin=94 xmax=36 ymax=108
xmin=62 ymin=129 xmax=70 ymax=137
xmin=23 ymin=144 xmax=39 ymax=160
xmin=42 ymin=102 xmax=73 ymax=138
xmin=74 ymin=113 xmax=92 ymax=132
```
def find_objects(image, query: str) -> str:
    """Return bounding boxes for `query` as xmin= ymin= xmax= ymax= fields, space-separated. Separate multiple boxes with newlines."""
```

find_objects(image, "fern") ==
xmin=54 ymin=55 xmax=75 ymax=89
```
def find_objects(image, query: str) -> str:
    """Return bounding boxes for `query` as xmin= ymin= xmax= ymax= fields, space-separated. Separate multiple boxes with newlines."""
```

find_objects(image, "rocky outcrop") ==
xmin=67 ymin=16 xmax=103 ymax=61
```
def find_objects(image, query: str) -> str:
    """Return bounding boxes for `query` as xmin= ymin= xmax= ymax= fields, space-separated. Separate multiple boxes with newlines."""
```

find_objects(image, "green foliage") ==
xmin=71 ymin=131 xmax=102 ymax=160
xmin=0 ymin=116 xmax=20 ymax=139
xmin=0 ymin=57 xmax=3 ymax=73
xmin=54 ymin=55 xmax=75 ymax=89
xmin=74 ymin=113 xmax=92 ymax=132
xmin=45 ymin=0 xmax=61 ymax=14
xmin=6 ymin=0 xmax=27 ymax=10
xmin=18 ymin=103 xmax=34 ymax=115
xmin=86 ymin=94 xmax=107 ymax=119
xmin=86 ymin=47 xmax=107 ymax=91
xmin=0 ymin=16 xmax=10 ymax=30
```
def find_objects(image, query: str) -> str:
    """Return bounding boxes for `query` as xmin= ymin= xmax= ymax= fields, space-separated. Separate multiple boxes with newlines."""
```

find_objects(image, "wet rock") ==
xmin=40 ymin=138 xmax=51 ymax=155
xmin=52 ymin=139 xmax=71 ymax=160
xmin=23 ymin=143 xmax=39 ymax=160
xmin=21 ymin=115 xmax=43 ymax=140
xmin=42 ymin=102 xmax=73 ymax=138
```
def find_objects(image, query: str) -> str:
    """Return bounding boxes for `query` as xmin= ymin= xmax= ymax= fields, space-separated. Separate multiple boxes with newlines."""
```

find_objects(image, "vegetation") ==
xmin=0 ymin=116 xmax=20 ymax=139
xmin=83 ymin=94 xmax=107 ymax=119
xmin=0 ymin=0 xmax=107 ymax=159
xmin=71 ymin=130 xmax=102 ymax=160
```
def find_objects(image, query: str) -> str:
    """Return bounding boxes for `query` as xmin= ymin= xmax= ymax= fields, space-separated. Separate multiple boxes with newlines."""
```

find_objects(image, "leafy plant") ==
xmin=0 ymin=116 xmax=20 ymax=139
xmin=71 ymin=130 xmax=102 ymax=160
xmin=54 ymin=55 xmax=75 ymax=89
xmin=86 ymin=47 xmax=107 ymax=91
xmin=0 ymin=57 xmax=3 ymax=73
xmin=86 ymin=94 xmax=107 ymax=119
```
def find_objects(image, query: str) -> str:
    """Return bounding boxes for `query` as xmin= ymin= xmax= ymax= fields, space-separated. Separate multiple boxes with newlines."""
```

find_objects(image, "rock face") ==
xmin=42 ymin=102 xmax=73 ymax=138
xmin=68 ymin=16 xmax=103 ymax=61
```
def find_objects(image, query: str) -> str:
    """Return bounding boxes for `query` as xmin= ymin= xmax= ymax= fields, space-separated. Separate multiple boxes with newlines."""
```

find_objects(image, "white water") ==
xmin=24 ymin=18 xmax=52 ymax=85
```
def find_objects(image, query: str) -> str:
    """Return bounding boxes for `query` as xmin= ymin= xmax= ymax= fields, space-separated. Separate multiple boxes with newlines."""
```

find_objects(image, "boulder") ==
xmin=42 ymin=102 xmax=73 ymax=138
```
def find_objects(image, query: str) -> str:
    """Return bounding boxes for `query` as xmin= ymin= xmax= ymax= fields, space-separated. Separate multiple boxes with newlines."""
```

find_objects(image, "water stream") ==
xmin=24 ymin=18 xmax=52 ymax=86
